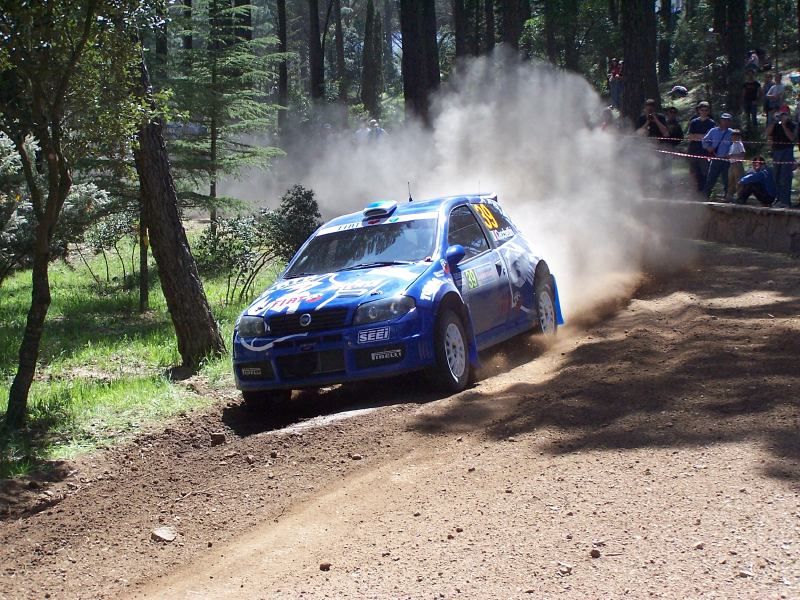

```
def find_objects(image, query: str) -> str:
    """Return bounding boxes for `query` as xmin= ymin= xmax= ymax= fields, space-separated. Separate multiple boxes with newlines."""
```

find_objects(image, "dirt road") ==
xmin=1 ymin=241 xmax=798 ymax=599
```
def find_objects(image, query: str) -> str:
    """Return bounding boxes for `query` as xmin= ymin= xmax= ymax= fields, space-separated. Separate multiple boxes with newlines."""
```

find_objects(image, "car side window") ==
xmin=472 ymin=201 xmax=515 ymax=246
xmin=447 ymin=205 xmax=490 ymax=260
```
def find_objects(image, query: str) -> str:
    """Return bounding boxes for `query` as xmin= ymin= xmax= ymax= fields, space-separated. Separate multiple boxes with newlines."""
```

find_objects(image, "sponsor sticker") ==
xmin=371 ymin=348 xmax=403 ymax=361
xmin=241 ymin=366 xmax=261 ymax=377
xmin=357 ymin=326 xmax=390 ymax=344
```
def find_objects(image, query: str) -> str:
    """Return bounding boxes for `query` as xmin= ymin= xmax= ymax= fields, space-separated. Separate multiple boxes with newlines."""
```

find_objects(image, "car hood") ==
xmin=244 ymin=263 xmax=430 ymax=317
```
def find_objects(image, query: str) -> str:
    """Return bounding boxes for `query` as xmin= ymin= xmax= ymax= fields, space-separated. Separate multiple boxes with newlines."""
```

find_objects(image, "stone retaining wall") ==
xmin=647 ymin=201 xmax=800 ymax=256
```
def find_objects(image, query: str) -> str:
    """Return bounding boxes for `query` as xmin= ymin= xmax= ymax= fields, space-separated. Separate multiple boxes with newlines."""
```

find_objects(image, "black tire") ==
xmin=241 ymin=388 xmax=292 ymax=408
xmin=427 ymin=308 xmax=471 ymax=393
xmin=533 ymin=276 xmax=558 ymax=336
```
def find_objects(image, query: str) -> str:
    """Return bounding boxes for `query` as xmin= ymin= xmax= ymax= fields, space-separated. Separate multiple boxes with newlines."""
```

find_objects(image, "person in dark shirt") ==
xmin=664 ymin=107 xmax=684 ymax=145
xmin=741 ymin=70 xmax=761 ymax=130
xmin=686 ymin=101 xmax=716 ymax=194
xmin=636 ymin=99 xmax=672 ymax=191
xmin=766 ymin=110 xmax=797 ymax=207
xmin=636 ymin=99 xmax=670 ymax=140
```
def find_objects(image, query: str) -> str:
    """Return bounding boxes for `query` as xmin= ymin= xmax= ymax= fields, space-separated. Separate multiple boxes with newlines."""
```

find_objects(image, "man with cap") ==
xmin=766 ymin=108 xmax=797 ymax=207
xmin=686 ymin=101 xmax=716 ymax=193
xmin=736 ymin=156 xmax=776 ymax=206
xmin=701 ymin=112 xmax=734 ymax=199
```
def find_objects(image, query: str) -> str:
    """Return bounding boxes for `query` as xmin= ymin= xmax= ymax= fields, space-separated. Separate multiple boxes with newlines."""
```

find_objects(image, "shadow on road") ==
xmin=410 ymin=243 xmax=800 ymax=484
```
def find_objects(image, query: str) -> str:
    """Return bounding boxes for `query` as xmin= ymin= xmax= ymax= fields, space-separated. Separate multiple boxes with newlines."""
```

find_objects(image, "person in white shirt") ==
xmin=725 ymin=129 xmax=746 ymax=201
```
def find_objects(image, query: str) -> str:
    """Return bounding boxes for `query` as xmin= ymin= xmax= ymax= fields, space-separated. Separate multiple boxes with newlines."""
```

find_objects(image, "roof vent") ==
xmin=363 ymin=200 xmax=398 ymax=219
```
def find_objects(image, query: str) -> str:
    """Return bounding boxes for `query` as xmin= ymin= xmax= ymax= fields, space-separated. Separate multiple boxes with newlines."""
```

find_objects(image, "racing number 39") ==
xmin=474 ymin=204 xmax=498 ymax=230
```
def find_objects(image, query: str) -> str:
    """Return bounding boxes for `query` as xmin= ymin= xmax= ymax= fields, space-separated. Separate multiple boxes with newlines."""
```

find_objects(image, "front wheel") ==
xmin=534 ymin=277 xmax=558 ymax=336
xmin=428 ymin=308 xmax=471 ymax=393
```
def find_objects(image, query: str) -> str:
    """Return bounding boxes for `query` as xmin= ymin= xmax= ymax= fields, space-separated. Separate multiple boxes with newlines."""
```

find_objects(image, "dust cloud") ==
xmin=221 ymin=52 xmax=690 ymax=321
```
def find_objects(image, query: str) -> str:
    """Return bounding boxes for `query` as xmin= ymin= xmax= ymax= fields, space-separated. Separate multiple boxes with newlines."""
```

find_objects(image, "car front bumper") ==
xmin=232 ymin=310 xmax=435 ymax=391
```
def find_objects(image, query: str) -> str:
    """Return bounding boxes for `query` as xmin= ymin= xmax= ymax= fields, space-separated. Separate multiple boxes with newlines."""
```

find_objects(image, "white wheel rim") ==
xmin=444 ymin=322 xmax=466 ymax=380
xmin=538 ymin=291 xmax=556 ymax=335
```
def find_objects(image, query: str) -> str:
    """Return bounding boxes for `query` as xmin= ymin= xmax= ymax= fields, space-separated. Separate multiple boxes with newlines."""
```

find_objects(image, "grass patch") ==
xmin=0 ymin=239 xmax=281 ymax=478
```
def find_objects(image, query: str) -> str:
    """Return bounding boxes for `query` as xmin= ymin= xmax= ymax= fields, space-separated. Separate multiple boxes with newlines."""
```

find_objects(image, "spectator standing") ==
xmin=736 ymin=156 xmax=776 ymax=206
xmin=608 ymin=58 xmax=622 ymax=108
xmin=762 ymin=72 xmax=774 ymax=117
xmin=686 ymin=101 xmax=716 ymax=193
xmin=353 ymin=118 xmax=370 ymax=144
xmin=745 ymin=49 xmax=760 ymax=73
xmin=664 ymin=107 xmax=684 ymax=145
xmin=636 ymin=99 xmax=670 ymax=139
xmin=741 ymin=70 xmax=761 ymax=130
xmin=766 ymin=73 xmax=785 ymax=124
xmin=725 ymin=129 xmax=746 ymax=201
xmin=367 ymin=119 xmax=387 ymax=142
xmin=702 ymin=112 xmax=734 ymax=199
xmin=636 ymin=99 xmax=672 ymax=190
xmin=766 ymin=109 xmax=796 ymax=207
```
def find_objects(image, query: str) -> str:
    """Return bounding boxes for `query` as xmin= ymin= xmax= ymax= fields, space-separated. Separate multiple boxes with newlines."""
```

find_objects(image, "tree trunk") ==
xmin=471 ymin=0 xmax=482 ymax=55
xmin=726 ymin=0 xmax=746 ymax=114
xmin=658 ymin=0 xmax=671 ymax=81
xmin=454 ymin=0 xmax=468 ymax=57
xmin=277 ymin=0 xmax=288 ymax=130
xmin=309 ymin=0 xmax=325 ymax=100
xmin=484 ymin=0 xmax=495 ymax=53
xmin=139 ymin=196 xmax=149 ymax=313
xmin=608 ymin=0 xmax=618 ymax=26
xmin=154 ymin=1 xmax=168 ymax=83
xmin=6 ymin=225 xmax=54 ymax=429
xmin=134 ymin=62 xmax=225 ymax=370
xmin=621 ymin=0 xmax=659 ymax=122
xmin=6 ymin=125 xmax=72 ymax=430
xmin=562 ymin=0 xmax=579 ymax=71
xmin=361 ymin=0 xmax=380 ymax=117
xmin=422 ymin=1 xmax=440 ymax=92
xmin=335 ymin=0 xmax=347 ymax=102
xmin=181 ymin=0 xmax=193 ymax=50
xmin=543 ymin=0 xmax=557 ymax=64
xmin=500 ymin=0 xmax=521 ymax=49
xmin=382 ymin=0 xmax=395 ymax=84
xmin=400 ymin=0 xmax=439 ymax=124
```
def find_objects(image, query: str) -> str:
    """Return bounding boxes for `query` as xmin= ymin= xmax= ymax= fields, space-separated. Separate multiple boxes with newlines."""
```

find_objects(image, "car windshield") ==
xmin=285 ymin=217 xmax=437 ymax=278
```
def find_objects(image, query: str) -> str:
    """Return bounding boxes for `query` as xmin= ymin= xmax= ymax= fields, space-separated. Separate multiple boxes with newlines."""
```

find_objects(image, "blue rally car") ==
xmin=233 ymin=194 xmax=564 ymax=403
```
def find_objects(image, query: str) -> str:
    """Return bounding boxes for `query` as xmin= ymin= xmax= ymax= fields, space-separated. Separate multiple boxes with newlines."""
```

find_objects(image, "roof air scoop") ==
xmin=363 ymin=200 xmax=398 ymax=219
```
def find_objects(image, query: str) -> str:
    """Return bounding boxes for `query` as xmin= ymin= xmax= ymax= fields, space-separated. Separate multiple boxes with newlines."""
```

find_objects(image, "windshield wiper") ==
xmin=284 ymin=272 xmax=317 ymax=279
xmin=339 ymin=260 xmax=414 ymax=271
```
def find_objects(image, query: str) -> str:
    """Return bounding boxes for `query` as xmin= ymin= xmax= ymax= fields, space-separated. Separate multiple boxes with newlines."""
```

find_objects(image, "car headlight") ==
xmin=237 ymin=315 xmax=269 ymax=337
xmin=353 ymin=295 xmax=415 ymax=325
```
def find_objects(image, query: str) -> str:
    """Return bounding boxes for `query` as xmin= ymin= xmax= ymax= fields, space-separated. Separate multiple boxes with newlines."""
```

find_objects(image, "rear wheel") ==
xmin=428 ymin=308 xmax=470 ymax=393
xmin=534 ymin=277 xmax=557 ymax=336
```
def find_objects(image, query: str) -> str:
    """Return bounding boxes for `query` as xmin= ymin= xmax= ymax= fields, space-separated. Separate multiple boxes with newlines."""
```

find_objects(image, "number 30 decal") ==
xmin=474 ymin=204 xmax=498 ymax=230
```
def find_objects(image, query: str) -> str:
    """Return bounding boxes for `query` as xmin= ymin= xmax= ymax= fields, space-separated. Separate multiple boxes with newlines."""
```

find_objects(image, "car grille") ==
xmin=276 ymin=350 xmax=345 ymax=379
xmin=268 ymin=308 xmax=350 ymax=336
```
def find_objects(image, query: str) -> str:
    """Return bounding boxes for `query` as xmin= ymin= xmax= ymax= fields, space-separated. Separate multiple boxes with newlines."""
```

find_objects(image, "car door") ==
xmin=472 ymin=199 xmax=533 ymax=328
xmin=446 ymin=205 xmax=511 ymax=337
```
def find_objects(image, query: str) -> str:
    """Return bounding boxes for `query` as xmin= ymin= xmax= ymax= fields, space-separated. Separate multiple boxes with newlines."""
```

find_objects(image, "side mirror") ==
xmin=445 ymin=244 xmax=466 ymax=268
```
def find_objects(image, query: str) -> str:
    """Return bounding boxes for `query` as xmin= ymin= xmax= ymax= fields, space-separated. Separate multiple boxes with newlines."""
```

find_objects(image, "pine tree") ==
xmin=167 ymin=1 xmax=282 ymax=225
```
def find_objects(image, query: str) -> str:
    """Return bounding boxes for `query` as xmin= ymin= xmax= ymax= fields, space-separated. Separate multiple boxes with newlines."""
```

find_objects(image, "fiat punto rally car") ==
xmin=233 ymin=194 xmax=563 ymax=402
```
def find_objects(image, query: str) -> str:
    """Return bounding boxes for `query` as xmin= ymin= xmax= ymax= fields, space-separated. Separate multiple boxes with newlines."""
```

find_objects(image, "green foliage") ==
xmin=1 ymin=131 xmax=118 ymax=286
xmin=269 ymin=184 xmax=323 ymax=262
xmin=194 ymin=214 xmax=272 ymax=304
xmin=0 ymin=234 xmax=280 ymax=476
xmin=193 ymin=184 xmax=322 ymax=305
xmin=163 ymin=1 xmax=284 ymax=210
